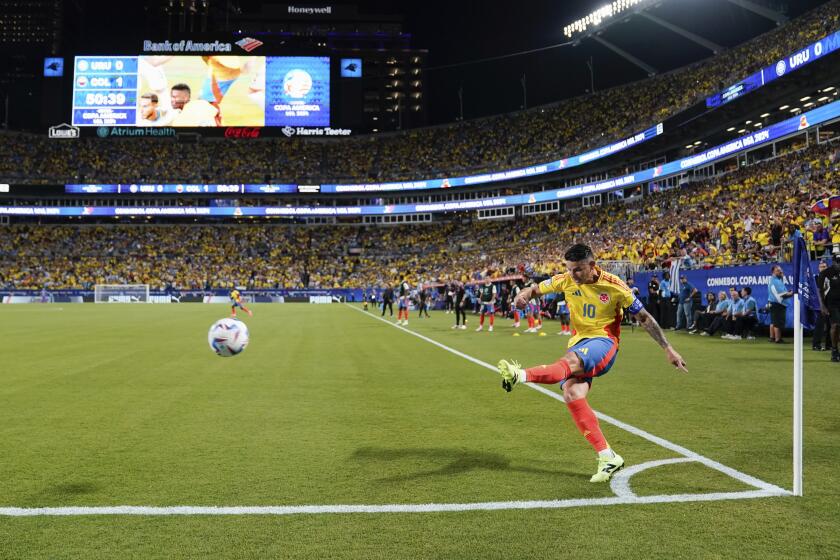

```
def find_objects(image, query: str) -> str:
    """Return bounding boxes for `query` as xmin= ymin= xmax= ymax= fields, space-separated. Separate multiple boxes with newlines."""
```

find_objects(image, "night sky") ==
xmin=70 ymin=0 xmax=831 ymax=124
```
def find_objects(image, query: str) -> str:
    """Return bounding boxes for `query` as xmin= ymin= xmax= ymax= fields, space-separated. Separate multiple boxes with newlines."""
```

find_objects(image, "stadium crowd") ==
xmin=1 ymin=142 xmax=835 ymax=293
xmin=1 ymin=0 xmax=837 ymax=185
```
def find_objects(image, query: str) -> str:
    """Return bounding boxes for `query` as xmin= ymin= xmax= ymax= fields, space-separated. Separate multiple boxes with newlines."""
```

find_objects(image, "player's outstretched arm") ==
xmin=514 ymin=284 xmax=542 ymax=309
xmin=633 ymin=308 xmax=688 ymax=372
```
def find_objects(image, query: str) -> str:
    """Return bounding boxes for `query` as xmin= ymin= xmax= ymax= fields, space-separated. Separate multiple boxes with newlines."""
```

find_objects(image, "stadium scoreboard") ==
xmin=71 ymin=55 xmax=332 ymax=128
xmin=73 ymin=57 xmax=139 ymax=126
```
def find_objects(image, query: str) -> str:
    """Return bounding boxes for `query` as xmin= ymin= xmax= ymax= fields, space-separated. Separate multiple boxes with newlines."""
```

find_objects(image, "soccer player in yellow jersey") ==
xmin=229 ymin=289 xmax=253 ymax=318
xmin=498 ymin=244 xmax=688 ymax=482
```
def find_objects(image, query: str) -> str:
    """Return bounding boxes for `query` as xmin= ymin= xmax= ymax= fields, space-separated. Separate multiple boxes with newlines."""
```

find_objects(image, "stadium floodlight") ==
xmin=563 ymin=0 xmax=647 ymax=38
xmin=823 ymin=86 xmax=836 ymax=92
xmin=779 ymin=105 xmax=790 ymax=110
xmin=760 ymin=113 xmax=770 ymax=118
xmin=726 ymin=127 xmax=736 ymax=132
xmin=800 ymin=96 xmax=811 ymax=101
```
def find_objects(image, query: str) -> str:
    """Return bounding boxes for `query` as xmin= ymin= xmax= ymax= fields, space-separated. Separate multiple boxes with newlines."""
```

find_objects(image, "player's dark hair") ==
xmin=743 ymin=286 xmax=752 ymax=295
xmin=171 ymin=83 xmax=191 ymax=94
xmin=141 ymin=93 xmax=159 ymax=102
xmin=564 ymin=244 xmax=593 ymax=262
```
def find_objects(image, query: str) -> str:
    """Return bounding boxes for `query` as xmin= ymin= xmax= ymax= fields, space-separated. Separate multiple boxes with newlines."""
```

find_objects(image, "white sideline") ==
xmin=348 ymin=305 xmax=790 ymax=496
xmin=0 ymin=490 xmax=786 ymax=517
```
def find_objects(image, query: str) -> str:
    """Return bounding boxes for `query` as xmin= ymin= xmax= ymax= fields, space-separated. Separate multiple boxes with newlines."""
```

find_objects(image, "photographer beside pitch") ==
xmin=497 ymin=244 xmax=688 ymax=482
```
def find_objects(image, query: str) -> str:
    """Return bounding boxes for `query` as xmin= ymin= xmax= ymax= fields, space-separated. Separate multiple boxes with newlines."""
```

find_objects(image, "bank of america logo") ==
xmin=235 ymin=37 xmax=263 ymax=52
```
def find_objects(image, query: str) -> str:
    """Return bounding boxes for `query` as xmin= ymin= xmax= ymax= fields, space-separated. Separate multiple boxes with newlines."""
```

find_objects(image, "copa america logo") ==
xmin=97 ymin=127 xmax=110 ymax=138
xmin=775 ymin=60 xmax=787 ymax=77
xmin=281 ymin=126 xmax=295 ymax=137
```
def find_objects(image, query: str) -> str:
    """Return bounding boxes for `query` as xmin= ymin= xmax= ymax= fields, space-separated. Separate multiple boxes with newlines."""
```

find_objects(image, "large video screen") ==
xmin=72 ymin=55 xmax=330 ymax=127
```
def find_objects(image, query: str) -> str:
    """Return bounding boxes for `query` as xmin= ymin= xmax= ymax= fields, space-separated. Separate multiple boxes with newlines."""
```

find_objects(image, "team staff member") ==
xmin=381 ymin=284 xmax=394 ymax=318
xmin=768 ymin=265 xmax=793 ymax=343
xmin=817 ymin=254 xmax=840 ymax=362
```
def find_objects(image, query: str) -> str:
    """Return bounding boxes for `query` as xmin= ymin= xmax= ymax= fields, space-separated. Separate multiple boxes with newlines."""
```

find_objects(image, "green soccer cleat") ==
xmin=497 ymin=359 xmax=525 ymax=392
xmin=590 ymin=452 xmax=624 ymax=483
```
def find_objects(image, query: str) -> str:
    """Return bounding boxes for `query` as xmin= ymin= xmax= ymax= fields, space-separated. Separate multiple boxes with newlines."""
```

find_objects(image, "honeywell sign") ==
xmin=287 ymin=5 xmax=332 ymax=15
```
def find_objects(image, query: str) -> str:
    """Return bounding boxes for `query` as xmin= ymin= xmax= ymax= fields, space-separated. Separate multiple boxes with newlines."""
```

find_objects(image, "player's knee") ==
xmin=562 ymin=382 xmax=588 ymax=403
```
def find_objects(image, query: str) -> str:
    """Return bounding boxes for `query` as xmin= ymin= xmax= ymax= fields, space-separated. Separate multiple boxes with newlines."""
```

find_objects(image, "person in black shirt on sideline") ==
xmin=817 ymin=254 xmax=840 ymax=362
xmin=812 ymin=260 xmax=832 ymax=351
xmin=381 ymin=284 xmax=394 ymax=317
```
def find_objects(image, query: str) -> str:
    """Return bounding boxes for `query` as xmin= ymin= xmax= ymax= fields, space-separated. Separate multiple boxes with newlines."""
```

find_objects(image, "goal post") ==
xmin=94 ymin=284 xmax=151 ymax=303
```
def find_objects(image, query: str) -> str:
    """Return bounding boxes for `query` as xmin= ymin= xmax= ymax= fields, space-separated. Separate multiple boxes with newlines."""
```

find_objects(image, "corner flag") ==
xmin=790 ymin=235 xmax=817 ymax=497
xmin=792 ymin=236 xmax=819 ymax=329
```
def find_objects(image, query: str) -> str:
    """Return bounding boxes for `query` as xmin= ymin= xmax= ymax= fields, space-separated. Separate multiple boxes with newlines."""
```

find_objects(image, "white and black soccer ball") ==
xmin=208 ymin=318 xmax=249 ymax=357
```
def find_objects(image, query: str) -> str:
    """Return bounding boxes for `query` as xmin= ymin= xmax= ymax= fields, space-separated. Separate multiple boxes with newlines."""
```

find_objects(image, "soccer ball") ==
xmin=208 ymin=318 xmax=249 ymax=357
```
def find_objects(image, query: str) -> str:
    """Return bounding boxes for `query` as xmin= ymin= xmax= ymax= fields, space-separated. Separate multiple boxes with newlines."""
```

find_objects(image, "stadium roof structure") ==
xmin=564 ymin=0 xmax=791 ymax=76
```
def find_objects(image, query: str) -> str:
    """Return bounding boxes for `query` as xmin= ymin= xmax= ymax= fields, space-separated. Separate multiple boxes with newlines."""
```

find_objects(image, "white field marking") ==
xmin=347 ymin=304 xmax=791 ymax=496
xmin=0 ymin=308 xmax=790 ymax=518
xmin=610 ymin=457 xmax=696 ymax=498
xmin=0 ymin=489 xmax=788 ymax=517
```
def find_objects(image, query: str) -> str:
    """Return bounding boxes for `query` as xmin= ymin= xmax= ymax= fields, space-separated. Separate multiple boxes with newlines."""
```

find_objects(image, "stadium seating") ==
xmin=1 ymin=142 xmax=835 ymax=291
xmin=0 ymin=0 xmax=837 ymax=185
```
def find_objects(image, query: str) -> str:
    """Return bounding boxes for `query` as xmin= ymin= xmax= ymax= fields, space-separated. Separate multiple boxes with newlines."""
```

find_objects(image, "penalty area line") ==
xmin=346 ymin=304 xmax=790 ymax=496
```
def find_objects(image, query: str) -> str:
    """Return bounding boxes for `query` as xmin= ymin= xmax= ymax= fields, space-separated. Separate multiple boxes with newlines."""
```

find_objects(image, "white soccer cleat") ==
xmin=475 ymin=325 xmax=483 ymax=332
xmin=459 ymin=325 xmax=467 ymax=330
xmin=489 ymin=326 xmax=494 ymax=332
xmin=513 ymin=322 xmax=520 ymax=328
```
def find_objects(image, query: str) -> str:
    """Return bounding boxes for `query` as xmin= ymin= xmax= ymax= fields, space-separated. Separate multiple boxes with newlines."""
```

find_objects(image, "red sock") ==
xmin=525 ymin=359 xmax=572 ymax=384
xmin=528 ymin=316 xmax=534 ymax=329
xmin=479 ymin=314 xmax=485 ymax=326
xmin=489 ymin=315 xmax=494 ymax=326
xmin=566 ymin=398 xmax=608 ymax=452
xmin=514 ymin=310 xmax=520 ymax=322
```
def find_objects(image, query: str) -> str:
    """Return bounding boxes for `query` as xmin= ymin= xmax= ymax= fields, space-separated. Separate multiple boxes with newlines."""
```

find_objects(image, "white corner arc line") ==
xmin=347 ymin=305 xmax=791 ymax=496
xmin=610 ymin=457 xmax=696 ymax=498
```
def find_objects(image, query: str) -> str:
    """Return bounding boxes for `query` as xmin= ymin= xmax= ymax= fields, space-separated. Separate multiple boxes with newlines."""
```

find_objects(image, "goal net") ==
xmin=94 ymin=284 xmax=150 ymax=303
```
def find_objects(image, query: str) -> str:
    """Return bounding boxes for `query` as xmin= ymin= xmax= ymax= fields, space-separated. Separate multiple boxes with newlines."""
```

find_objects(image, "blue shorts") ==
xmin=565 ymin=337 xmax=619 ymax=387
xmin=482 ymin=303 xmax=495 ymax=314
xmin=231 ymin=300 xmax=242 ymax=308
xmin=398 ymin=299 xmax=409 ymax=309
xmin=527 ymin=304 xmax=540 ymax=316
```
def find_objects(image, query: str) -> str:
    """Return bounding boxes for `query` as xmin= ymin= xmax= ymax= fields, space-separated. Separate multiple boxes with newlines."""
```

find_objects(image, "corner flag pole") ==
xmin=792 ymin=291 xmax=803 ymax=496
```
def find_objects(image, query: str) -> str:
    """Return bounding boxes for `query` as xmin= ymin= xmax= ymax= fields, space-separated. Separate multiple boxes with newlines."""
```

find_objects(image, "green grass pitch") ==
xmin=1 ymin=303 xmax=838 ymax=559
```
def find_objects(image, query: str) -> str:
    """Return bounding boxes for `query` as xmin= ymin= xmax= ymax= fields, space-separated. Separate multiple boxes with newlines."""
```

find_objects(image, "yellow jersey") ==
xmin=539 ymin=267 xmax=642 ymax=347
xmin=230 ymin=290 xmax=241 ymax=303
